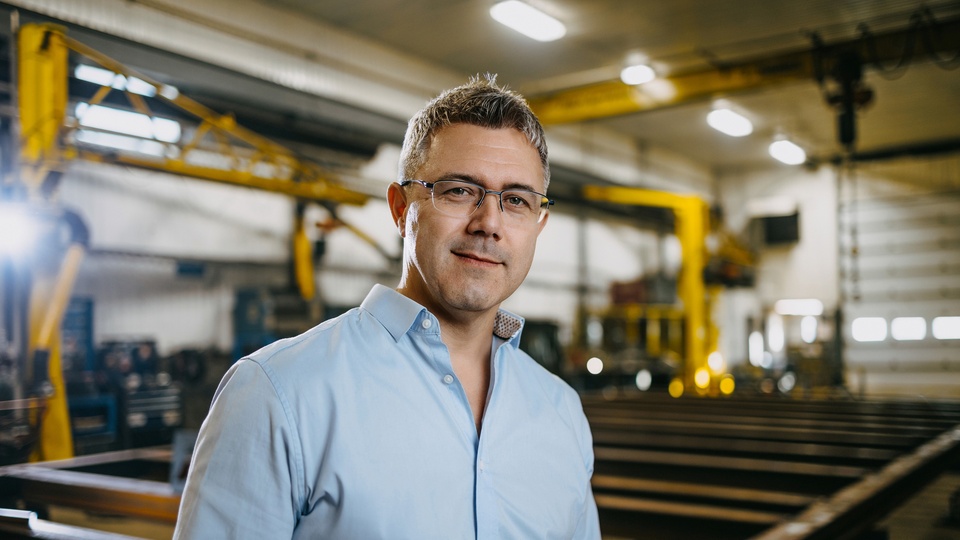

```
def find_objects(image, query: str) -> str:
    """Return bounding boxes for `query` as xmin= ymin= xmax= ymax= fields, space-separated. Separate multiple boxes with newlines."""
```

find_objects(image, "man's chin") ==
xmin=442 ymin=289 xmax=506 ymax=314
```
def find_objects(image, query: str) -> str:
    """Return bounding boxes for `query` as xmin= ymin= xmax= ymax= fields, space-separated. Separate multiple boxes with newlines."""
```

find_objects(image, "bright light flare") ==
xmin=748 ymin=331 xmax=764 ymax=367
xmin=490 ymin=1 xmax=566 ymax=42
xmin=778 ymin=371 xmax=797 ymax=393
xmin=668 ymin=378 xmax=684 ymax=398
xmin=707 ymin=351 xmax=725 ymax=373
xmin=694 ymin=368 xmax=710 ymax=389
xmin=635 ymin=369 xmax=652 ymax=391
xmin=719 ymin=375 xmax=735 ymax=395
xmin=586 ymin=357 xmax=604 ymax=375
xmin=0 ymin=205 xmax=38 ymax=256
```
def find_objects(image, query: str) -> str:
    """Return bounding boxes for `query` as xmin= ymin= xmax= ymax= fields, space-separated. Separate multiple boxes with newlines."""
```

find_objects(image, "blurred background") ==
xmin=0 ymin=0 xmax=958 ymax=538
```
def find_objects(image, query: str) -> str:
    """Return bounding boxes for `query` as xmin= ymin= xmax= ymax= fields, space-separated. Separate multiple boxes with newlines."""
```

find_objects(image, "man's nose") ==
xmin=468 ymin=192 xmax=504 ymax=236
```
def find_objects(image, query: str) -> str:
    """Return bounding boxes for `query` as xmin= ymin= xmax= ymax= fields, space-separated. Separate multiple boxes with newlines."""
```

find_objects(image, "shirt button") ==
xmin=442 ymin=374 xmax=454 ymax=385
xmin=421 ymin=319 xmax=432 ymax=329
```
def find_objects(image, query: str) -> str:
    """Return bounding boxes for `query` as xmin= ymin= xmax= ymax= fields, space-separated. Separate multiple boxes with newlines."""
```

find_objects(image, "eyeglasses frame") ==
xmin=399 ymin=179 xmax=554 ymax=223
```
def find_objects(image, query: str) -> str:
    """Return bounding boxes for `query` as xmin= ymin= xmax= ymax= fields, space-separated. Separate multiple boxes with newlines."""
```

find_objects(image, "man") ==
xmin=174 ymin=75 xmax=601 ymax=539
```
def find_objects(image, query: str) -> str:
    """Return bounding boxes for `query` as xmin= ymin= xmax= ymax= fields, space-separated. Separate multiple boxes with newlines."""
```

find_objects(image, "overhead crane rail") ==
xmin=18 ymin=23 xmax=369 ymax=206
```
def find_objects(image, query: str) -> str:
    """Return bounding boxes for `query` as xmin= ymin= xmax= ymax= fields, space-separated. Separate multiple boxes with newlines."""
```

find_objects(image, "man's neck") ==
xmin=436 ymin=310 xmax=496 ymax=433
xmin=437 ymin=310 xmax=497 ymax=360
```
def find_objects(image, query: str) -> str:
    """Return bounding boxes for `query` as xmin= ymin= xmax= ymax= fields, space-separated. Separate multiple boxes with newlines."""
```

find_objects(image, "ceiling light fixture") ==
xmin=490 ymin=1 xmax=566 ymax=42
xmin=769 ymin=137 xmax=806 ymax=165
xmin=620 ymin=64 xmax=655 ymax=85
xmin=707 ymin=107 xmax=753 ymax=137
xmin=619 ymin=52 xmax=655 ymax=85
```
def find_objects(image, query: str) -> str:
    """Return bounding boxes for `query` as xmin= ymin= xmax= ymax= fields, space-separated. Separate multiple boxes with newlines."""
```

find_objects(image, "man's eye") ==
xmin=439 ymin=182 xmax=478 ymax=198
xmin=504 ymin=194 xmax=533 ymax=208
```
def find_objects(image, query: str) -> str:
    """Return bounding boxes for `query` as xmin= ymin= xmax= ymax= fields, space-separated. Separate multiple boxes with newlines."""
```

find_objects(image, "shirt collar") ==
xmin=360 ymin=284 xmax=525 ymax=344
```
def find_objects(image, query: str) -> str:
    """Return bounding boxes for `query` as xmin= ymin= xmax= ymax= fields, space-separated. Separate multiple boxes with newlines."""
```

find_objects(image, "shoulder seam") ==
xmin=248 ymin=359 xmax=307 ymax=520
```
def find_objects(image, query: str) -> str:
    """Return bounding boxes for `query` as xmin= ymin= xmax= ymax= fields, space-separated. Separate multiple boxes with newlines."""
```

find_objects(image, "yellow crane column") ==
xmin=583 ymin=186 xmax=711 ymax=392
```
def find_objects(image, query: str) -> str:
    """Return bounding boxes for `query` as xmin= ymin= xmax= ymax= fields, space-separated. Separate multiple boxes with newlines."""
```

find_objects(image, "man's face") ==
xmin=389 ymin=123 xmax=548 ymax=320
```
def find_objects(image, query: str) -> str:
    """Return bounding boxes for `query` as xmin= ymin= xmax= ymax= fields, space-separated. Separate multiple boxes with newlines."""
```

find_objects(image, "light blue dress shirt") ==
xmin=174 ymin=284 xmax=600 ymax=539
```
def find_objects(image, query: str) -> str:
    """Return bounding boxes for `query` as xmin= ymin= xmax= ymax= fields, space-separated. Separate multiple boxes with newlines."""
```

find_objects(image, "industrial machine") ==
xmin=571 ymin=186 xmax=754 ymax=397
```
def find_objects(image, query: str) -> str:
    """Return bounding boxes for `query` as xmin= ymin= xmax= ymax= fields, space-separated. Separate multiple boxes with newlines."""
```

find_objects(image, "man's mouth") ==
xmin=452 ymin=251 xmax=502 ymax=265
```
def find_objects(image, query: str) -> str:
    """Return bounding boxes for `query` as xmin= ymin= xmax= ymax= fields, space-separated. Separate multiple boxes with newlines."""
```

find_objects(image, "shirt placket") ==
xmin=474 ymin=338 xmax=507 ymax=539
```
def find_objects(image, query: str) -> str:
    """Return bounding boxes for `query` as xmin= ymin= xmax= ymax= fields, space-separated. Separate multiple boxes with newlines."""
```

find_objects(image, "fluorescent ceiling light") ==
xmin=707 ymin=107 xmax=753 ymax=137
xmin=769 ymin=138 xmax=806 ymax=165
xmin=76 ymin=102 xmax=181 ymax=143
xmin=75 ymin=64 xmax=157 ymax=97
xmin=774 ymin=299 xmax=823 ymax=316
xmin=490 ymin=1 xmax=566 ymax=42
xmin=620 ymin=64 xmax=655 ymax=85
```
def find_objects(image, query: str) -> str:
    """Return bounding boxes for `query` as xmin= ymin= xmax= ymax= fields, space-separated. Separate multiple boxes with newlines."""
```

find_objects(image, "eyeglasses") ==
xmin=400 ymin=179 xmax=554 ymax=224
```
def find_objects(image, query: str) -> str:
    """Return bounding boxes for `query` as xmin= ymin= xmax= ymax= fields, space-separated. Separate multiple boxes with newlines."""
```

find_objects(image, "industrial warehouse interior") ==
xmin=0 ymin=0 xmax=959 ymax=538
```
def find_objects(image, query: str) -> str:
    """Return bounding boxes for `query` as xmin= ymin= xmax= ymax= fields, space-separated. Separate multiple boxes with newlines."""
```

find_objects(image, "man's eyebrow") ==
xmin=438 ymin=173 xmax=541 ymax=193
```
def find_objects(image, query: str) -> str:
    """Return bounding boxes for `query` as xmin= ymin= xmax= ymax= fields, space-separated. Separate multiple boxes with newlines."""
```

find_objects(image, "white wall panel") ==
xmin=61 ymin=161 xmax=292 ymax=261
xmin=719 ymin=165 xmax=839 ymax=309
xmin=840 ymin=154 xmax=960 ymax=398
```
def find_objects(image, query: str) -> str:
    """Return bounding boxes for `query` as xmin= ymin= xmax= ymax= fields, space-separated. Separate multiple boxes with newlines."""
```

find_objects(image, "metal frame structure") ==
xmin=582 ymin=185 xmax=713 ymax=391
xmin=587 ymin=394 xmax=960 ymax=539
xmin=0 ymin=395 xmax=957 ymax=539
xmin=9 ymin=22 xmax=373 ymax=462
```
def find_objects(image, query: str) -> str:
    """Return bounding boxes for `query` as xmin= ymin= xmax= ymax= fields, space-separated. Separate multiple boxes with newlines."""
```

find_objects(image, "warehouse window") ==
xmin=891 ymin=317 xmax=926 ymax=341
xmin=932 ymin=317 xmax=960 ymax=340
xmin=852 ymin=317 xmax=887 ymax=342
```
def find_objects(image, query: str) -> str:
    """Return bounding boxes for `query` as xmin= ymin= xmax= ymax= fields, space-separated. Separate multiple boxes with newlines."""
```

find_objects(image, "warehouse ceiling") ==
xmin=267 ymin=0 xmax=960 ymax=171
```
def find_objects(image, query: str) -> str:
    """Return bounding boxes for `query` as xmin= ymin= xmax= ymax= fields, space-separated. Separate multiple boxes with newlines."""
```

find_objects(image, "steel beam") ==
xmin=528 ymin=17 xmax=960 ymax=124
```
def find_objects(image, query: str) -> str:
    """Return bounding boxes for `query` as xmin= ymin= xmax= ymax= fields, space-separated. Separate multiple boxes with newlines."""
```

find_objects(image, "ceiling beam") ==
xmin=528 ymin=16 xmax=960 ymax=125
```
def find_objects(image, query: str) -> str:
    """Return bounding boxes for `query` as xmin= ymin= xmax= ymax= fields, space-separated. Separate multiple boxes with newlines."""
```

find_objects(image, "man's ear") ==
xmin=536 ymin=209 xmax=550 ymax=236
xmin=387 ymin=183 xmax=408 ymax=237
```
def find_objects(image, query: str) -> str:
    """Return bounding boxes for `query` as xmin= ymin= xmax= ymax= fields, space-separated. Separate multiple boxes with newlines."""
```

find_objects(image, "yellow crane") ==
xmin=12 ymin=23 xmax=371 ymax=460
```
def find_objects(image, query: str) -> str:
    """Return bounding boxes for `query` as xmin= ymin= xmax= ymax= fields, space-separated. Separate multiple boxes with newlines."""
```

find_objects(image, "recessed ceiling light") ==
xmin=769 ymin=138 xmax=806 ymax=165
xmin=707 ymin=107 xmax=753 ymax=137
xmin=490 ymin=1 xmax=566 ymax=42
xmin=620 ymin=64 xmax=655 ymax=85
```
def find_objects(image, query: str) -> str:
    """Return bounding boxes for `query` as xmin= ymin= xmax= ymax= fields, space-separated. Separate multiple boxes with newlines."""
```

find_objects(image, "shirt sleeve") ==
xmin=173 ymin=359 xmax=302 ymax=539
xmin=570 ymin=392 xmax=602 ymax=540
